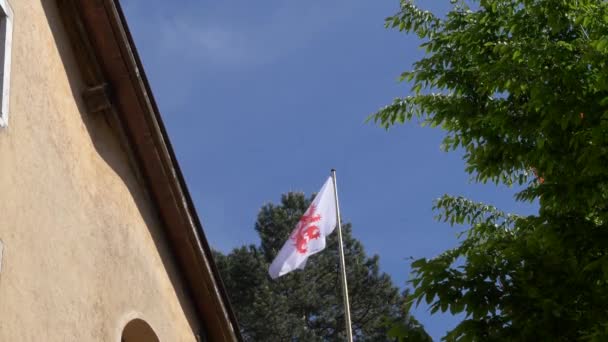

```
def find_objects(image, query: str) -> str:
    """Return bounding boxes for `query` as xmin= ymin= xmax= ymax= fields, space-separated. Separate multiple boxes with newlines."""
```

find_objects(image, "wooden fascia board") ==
xmin=55 ymin=0 xmax=241 ymax=340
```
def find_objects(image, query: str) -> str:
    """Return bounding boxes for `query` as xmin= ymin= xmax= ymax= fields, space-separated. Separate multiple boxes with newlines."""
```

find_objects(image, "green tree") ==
xmin=214 ymin=192 xmax=431 ymax=341
xmin=371 ymin=0 xmax=608 ymax=340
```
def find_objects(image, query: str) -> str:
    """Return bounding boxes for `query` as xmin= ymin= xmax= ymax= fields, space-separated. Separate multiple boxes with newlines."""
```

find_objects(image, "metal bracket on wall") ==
xmin=83 ymin=83 xmax=112 ymax=114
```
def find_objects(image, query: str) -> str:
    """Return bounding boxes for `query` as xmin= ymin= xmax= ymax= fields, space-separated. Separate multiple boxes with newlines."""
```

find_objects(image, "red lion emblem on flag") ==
xmin=290 ymin=204 xmax=322 ymax=254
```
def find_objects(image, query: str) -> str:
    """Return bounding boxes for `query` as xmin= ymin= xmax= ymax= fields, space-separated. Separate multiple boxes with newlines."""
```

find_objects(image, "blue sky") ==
xmin=121 ymin=1 xmax=536 ymax=339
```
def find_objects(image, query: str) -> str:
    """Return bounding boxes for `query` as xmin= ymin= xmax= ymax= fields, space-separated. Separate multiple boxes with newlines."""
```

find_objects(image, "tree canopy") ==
xmin=214 ymin=192 xmax=431 ymax=341
xmin=371 ymin=0 xmax=608 ymax=340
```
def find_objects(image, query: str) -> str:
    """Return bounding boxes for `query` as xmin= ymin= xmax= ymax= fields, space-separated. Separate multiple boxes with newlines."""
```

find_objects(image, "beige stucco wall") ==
xmin=0 ymin=1 xmax=201 ymax=341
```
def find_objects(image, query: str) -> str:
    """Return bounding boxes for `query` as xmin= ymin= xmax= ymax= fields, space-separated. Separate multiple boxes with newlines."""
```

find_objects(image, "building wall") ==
xmin=0 ymin=1 xmax=201 ymax=341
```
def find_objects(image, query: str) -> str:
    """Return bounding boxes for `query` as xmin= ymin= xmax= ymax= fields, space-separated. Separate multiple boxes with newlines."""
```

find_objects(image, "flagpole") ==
xmin=331 ymin=169 xmax=353 ymax=342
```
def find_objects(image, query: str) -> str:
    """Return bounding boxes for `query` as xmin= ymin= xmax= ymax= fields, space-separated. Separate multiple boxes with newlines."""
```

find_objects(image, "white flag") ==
xmin=268 ymin=177 xmax=337 ymax=279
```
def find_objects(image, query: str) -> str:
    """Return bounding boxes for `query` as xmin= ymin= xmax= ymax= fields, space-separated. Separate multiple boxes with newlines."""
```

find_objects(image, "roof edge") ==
xmin=55 ymin=0 xmax=241 ymax=340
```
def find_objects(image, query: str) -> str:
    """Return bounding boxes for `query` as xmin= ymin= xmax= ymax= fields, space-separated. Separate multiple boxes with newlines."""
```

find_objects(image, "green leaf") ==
xmin=512 ymin=50 xmax=521 ymax=60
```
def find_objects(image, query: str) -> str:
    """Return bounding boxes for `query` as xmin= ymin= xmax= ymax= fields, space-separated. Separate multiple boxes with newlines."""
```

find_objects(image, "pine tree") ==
xmin=214 ymin=192 xmax=431 ymax=341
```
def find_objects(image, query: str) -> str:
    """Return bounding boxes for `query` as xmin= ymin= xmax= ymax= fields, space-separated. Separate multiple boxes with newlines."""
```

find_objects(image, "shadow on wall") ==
xmin=39 ymin=0 xmax=200 ymax=336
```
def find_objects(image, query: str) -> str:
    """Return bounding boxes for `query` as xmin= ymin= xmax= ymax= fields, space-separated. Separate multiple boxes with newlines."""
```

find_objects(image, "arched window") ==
xmin=121 ymin=319 xmax=159 ymax=342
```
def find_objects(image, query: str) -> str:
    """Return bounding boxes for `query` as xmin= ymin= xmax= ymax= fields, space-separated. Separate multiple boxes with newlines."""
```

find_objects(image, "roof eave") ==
xmin=54 ymin=1 xmax=241 ymax=340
